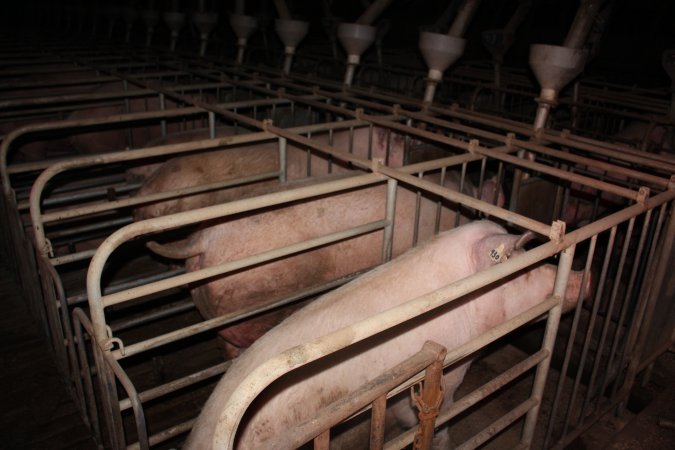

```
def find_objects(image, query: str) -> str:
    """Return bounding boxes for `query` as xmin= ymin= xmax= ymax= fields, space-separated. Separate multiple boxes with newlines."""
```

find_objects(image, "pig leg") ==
xmin=387 ymin=361 xmax=471 ymax=448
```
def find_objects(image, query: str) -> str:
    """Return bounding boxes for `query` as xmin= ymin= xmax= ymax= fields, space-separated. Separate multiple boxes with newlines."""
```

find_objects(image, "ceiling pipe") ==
xmin=234 ymin=0 xmax=245 ymax=15
xmin=273 ymin=0 xmax=309 ymax=76
xmin=230 ymin=12 xmax=258 ymax=64
xmin=446 ymin=0 xmax=481 ymax=37
xmin=481 ymin=0 xmax=531 ymax=89
xmin=106 ymin=4 xmax=121 ymax=40
xmin=338 ymin=0 xmax=394 ymax=86
xmin=321 ymin=0 xmax=341 ymax=59
xmin=564 ymin=0 xmax=607 ymax=50
xmin=123 ymin=4 xmax=138 ymax=44
xmin=528 ymin=0 xmax=604 ymax=132
xmin=584 ymin=0 xmax=614 ymax=62
xmin=356 ymin=0 xmax=394 ymax=25
xmin=273 ymin=0 xmax=292 ymax=21
xmin=164 ymin=0 xmax=185 ymax=51
xmin=193 ymin=0 xmax=219 ymax=56
xmin=419 ymin=0 xmax=482 ymax=104
xmin=142 ymin=1 xmax=159 ymax=47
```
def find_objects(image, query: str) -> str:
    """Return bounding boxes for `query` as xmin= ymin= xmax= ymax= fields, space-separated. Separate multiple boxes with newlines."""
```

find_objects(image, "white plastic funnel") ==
xmin=230 ymin=13 xmax=258 ymax=64
xmin=164 ymin=11 xmax=185 ymax=51
xmin=142 ymin=9 xmax=160 ymax=46
xmin=419 ymin=31 xmax=465 ymax=102
xmin=193 ymin=12 xmax=219 ymax=55
xmin=338 ymin=22 xmax=376 ymax=85
xmin=529 ymin=44 xmax=587 ymax=93
xmin=275 ymin=18 xmax=309 ymax=75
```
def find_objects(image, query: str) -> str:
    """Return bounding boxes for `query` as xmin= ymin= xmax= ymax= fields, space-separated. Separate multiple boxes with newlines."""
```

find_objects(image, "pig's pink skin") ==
xmin=184 ymin=220 xmax=587 ymax=449
xmin=133 ymin=126 xmax=406 ymax=220
xmin=161 ymin=170 xmax=502 ymax=359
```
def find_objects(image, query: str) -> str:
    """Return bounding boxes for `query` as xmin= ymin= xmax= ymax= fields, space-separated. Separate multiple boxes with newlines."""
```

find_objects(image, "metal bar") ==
xmin=113 ymin=270 xmax=368 ymax=359
xmin=521 ymin=244 xmax=576 ymax=446
xmin=543 ymin=235 xmax=597 ymax=448
xmin=103 ymin=218 xmax=387 ymax=308
xmin=118 ymin=362 xmax=230 ymax=412
xmin=270 ymin=341 xmax=446 ymax=449
xmin=458 ymin=398 xmax=538 ymax=450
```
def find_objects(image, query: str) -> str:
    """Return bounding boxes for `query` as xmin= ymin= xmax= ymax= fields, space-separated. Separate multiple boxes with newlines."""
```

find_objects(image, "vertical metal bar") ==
xmin=583 ymin=218 xmax=634 ymax=415
xmin=382 ymin=179 xmax=398 ymax=262
xmin=278 ymin=137 xmax=287 ymax=183
xmin=208 ymin=111 xmax=215 ymax=139
xmin=455 ymin=162 xmax=467 ymax=228
xmin=617 ymin=200 xmax=674 ymax=407
xmin=314 ymin=430 xmax=330 ymax=450
xmin=159 ymin=93 xmax=167 ymax=137
xmin=73 ymin=310 xmax=102 ymax=444
xmin=521 ymin=243 xmax=576 ymax=447
xmin=412 ymin=344 xmax=446 ymax=450
xmin=509 ymin=149 xmax=526 ymax=213
xmin=368 ymin=125 xmax=374 ymax=160
xmin=412 ymin=172 xmax=423 ymax=247
xmin=543 ymin=235 xmax=597 ymax=449
xmin=562 ymin=226 xmax=617 ymax=435
xmin=435 ymin=166 xmax=447 ymax=234
xmin=123 ymin=80 xmax=134 ymax=149
xmin=370 ymin=395 xmax=387 ymax=450
xmin=603 ymin=210 xmax=652 ymax=399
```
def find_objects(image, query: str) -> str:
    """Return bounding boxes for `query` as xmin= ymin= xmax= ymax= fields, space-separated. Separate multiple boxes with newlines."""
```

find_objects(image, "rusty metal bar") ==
xmin=370 ymin=395 xmax=387 ymax=449
xmin=269 ymin=341 xmax=446 ymax=449
xmin=458 ymin=398 xmax=539 ymax=450
xmin=118 ymin=362 xmax=230 ymax=412
xmin=412 ymin=344 xmax=446 ymax=450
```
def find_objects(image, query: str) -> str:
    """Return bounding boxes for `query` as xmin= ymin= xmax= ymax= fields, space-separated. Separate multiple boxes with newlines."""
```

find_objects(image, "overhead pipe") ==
xmin=481 ymin=0 xmax=531 ymax=89
xmin=320 ymin=0 xmax=341 ymax=59
xmin=419 ymin=0 xmax=482 ymax=104
xmin=234 ymin=0 xmax=245 ymax=15
xmin=229 ymin=12 xmax=258 ymax=65
xmin=192 ymin=0 xmax=219 ymax=56
xmin=564 ymin=0 xmax=607 ymax=50
xmin=355 ymin=0 xmax=394 ymax=25
xmin=141 ymin=1 xmax=159 ymax=47
xmin=338 ymin=0 xmax=394 ymax=86
xmin=164 ymin=0 xmax=185 ymax=51
xmin=273 ymin=0 xmax=309 ymax=76
xmin=106 ymin=4 xmax=121 ymax=40
xmin=584 ymin=1 xmax=613 ymax=62
xmin=122 ymin=4 xmax=138 ymax=44
xmin=529 ymin=0 xmax=605 ymax=132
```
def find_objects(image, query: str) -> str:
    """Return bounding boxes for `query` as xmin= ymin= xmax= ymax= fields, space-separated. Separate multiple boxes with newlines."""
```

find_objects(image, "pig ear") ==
xmin=471 ymin=232 xmax=521 ymax=271
xmin=480 ymin=176 xmax=505 ymax=207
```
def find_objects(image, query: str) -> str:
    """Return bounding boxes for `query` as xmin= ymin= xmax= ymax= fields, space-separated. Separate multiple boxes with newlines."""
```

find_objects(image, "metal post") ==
xmin=521 ymin=243 xmax=576 ymax=447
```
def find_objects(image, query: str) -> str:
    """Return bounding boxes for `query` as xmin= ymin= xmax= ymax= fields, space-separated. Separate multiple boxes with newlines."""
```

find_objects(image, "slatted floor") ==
xmin=0 ymin=264 xmax=96 ymax=450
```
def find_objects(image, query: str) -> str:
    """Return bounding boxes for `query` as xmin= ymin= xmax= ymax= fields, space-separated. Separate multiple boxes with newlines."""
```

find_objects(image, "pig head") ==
xmin=184 ymin=220 xmax=588 ymax=449
xmin=148 ymin=171 xmax=505 ymax=359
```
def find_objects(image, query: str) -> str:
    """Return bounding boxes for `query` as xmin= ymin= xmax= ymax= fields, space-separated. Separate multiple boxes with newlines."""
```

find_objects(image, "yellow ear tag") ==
xmin=489 ymin=243 xmax=506 ymax=264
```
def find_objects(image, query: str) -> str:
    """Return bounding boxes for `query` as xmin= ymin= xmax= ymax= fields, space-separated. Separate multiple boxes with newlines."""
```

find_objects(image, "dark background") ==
xmin=3 ymin=0 xmax=674 ymax=88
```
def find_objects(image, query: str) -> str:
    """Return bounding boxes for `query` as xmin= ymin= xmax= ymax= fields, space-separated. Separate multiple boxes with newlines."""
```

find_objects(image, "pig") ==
xmin=184 ymin=220 xmax=588 ymax=449
xmin=133 ymin=125 xmax=407 ymax=220
xmin=66 ymin=82 xmax=185 ymax=155
xmin=148 ymin=172 xmax=504 ymax=359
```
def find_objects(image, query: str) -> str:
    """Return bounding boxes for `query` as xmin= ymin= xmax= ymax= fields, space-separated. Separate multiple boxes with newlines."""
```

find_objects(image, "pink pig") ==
xmin=184 ymin=220 xmax=588 ymax=449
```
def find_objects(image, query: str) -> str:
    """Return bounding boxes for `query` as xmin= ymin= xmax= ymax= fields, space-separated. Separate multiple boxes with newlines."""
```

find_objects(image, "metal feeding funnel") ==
xmin=481 ymin=29 xmax=514 ymax=64
xmin=275 ymin=18 xmax=309 ymax=49
xmin=529 ymin=44 xmax=587 ymax=93
xmin=193 ymin=12 xmax=218 ymax=36
xmin=275 ymin=19 xmax=309 ymax=75
xmin=230 ymin=13 xmax=257 ymax=40
xmin=419 ymin=31 xmax=466 ymax=74
xmin=338 ymin=22 xmax=376 ymax=63
xmin=164 ymin=11 xmax=185 ymax=51
xmin=419 ymin=32 xmax=465 ymax=103
xmin=230 ymin=13 xmax=258 ymax=64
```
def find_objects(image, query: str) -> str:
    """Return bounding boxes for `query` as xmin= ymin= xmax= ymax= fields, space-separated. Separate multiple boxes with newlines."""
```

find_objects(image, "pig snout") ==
xmin=562 ymin=267 xmax=592 ymax=313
